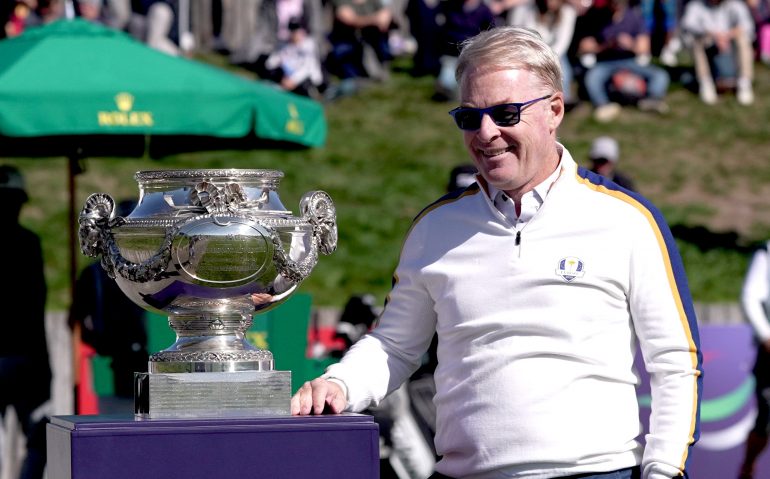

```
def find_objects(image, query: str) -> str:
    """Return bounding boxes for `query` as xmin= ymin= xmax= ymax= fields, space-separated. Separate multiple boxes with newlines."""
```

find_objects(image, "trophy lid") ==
xmin=135 ymin=169 xmax=283 ymax=183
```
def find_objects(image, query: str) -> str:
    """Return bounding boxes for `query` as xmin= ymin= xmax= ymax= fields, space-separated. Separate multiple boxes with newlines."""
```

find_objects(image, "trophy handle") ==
xmin=272 ymin=191 xmax=337 ymax=283
xmin=79 ymin=193 xmax=176 ymax=282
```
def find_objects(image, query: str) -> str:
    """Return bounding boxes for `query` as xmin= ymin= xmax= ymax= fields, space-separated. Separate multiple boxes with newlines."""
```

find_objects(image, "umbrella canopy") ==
xmin=0 ymin=18 xmax=326 ymax=148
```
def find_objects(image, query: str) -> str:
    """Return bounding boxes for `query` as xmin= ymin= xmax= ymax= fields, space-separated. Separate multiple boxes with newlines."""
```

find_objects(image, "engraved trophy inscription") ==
xmin=78 ymin=169 xmax=337 ymax=418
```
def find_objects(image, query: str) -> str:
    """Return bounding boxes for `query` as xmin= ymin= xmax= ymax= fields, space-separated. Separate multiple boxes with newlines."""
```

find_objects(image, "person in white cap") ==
xmin=589 ymin=136 xmax=637 ymax=192
xmin=0 ymin=165 xmax=51 ymax=479
xmin=736 ymin=240 xmax=770 ymax=479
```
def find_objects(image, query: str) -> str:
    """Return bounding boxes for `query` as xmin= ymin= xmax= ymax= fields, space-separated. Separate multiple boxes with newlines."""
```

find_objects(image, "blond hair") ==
xmin=456 ymin=26 xmax=563 ymax=95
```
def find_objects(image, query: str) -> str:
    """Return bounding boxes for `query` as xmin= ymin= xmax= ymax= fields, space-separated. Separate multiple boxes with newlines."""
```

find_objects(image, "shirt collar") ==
xmin=487 ymin=153 xmax=564 ymax=210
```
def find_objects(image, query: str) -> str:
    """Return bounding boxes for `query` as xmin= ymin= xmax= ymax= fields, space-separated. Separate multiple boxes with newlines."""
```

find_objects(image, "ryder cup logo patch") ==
xmin=556 ymin=257 xmax=585 ymax=282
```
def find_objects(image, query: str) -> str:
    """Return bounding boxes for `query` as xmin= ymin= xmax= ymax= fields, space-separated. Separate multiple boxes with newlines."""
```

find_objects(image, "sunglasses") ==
xmin=448 ymin=94 xmax=552 ymax=131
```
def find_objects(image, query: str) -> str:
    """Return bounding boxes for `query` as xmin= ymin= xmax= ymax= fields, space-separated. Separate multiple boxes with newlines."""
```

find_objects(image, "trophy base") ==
xmin=134 ymin=370 xmax=291 ymax=419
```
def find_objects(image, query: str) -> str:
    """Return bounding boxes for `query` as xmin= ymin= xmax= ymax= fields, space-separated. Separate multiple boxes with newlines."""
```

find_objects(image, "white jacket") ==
xmin=326 ymin=146 xmax=702 ymax=479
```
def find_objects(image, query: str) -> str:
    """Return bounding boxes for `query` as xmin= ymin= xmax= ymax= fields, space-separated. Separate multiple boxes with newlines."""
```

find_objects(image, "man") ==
xmin=0 ymin=165 xmax=51 ymax=479
xmin=447 ymin=163 xmax=478 ymax=192
xmin=292 ymin=27 xmax=702 ymax=479
xmin=737 ymin=242 xmax=770 ymax=479
xmin=588 ymin=136 xmax=637 ymax=192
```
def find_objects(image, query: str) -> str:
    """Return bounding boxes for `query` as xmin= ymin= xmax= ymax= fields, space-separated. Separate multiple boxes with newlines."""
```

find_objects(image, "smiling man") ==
xmin=291 ymin=26 xmax=702 ymax=479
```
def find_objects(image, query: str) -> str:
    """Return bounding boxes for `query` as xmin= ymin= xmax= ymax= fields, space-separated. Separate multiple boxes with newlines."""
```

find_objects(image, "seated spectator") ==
xmin=406 ymin=0 xmax=443 ymax=76
xmin=325 ymin=0 xmax=394 ymax=86
xmin=2 ymin=0 xmax=55 ymax=38
xmin=387 ymin=0 xmax=418 ymax=58
xmin=640 ymin=0 xmax=679 ymax=59
xmin=750 ymin=0 xmax=770 ymax=62
xmin=588 ymin=136 xmax=636 ymax=192
xmin=747 ymin=0 xmax=770 ymax=64
xmin=275 ymin=0 xmax=326 ymax=49
xmin=227 ymin=0 xmax=326 ymax=85
xmin=576 ymin=0 xmax=671 ymax=122
xmin=73 ymin=0 xmax=131 ymax=30
xmin=487 ymin=0 xmax=529 ymax=23
xmin=75 ymin=0 xmax=110 ymax=24
xmin=433 ymin=0 xmax=496 ymax=101
xmin=3 ymin=1 xmax=35 ymax=38
xmin=263 ymin=17 xmax=326 ymax=98
xmin=508 ymin=0 xmax=578 ymax=107
xmin=129 ymin=0 xmax=180 ymax=56
xmin=680 ymin=0 xmax=756 ymax=106
xmin=103 ymin=0 xmax=131 ymax=31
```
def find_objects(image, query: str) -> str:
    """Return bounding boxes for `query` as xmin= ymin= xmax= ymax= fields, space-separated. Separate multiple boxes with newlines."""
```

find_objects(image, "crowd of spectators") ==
xmin=1 ymin=0 xmax=767 ymax=113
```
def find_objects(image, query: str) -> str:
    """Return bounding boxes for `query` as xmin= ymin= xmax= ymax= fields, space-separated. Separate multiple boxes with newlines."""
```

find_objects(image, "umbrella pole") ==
xmin=69 ymin=156 xmax=77 ymax=305
xmin=68 ymin=155 xmax=80 ymax=413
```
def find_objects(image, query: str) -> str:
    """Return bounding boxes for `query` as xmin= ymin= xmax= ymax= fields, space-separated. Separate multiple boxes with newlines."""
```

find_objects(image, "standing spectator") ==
xmin=737 ymin=241 xmax=770 ymax=479
xmin=433 ymin=0 xmax=496 ymax=101
xmin=577 ymin=0 xmax=671 ymax=122
xmin=333 ymin=294 xmax=436 ymax=479
xmin=0 ymin=165 xmax=51 ymax=479
xmin=69 ymin=201 xmax=148 ymax=412
xmin=292 ymin=26 xmax=702 ymax=479
xmin=508 ymin=0 xmax=578 ymax=106
xmin=680 ymin=0 xmax=756 ymax=105
xmin=588 ymin=136 xmax=636 ymax=192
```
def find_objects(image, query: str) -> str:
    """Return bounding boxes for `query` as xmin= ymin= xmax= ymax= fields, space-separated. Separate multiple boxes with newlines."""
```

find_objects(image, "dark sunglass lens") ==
xmin=455 ymin=109 xmax=481 ymax=130
xmin=490 ymin=105 xmax=519 ymax=126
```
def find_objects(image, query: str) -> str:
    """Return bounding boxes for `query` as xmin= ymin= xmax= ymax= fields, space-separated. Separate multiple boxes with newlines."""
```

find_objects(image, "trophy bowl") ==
xmin=78 ymin=169 xmax=336 ymax=417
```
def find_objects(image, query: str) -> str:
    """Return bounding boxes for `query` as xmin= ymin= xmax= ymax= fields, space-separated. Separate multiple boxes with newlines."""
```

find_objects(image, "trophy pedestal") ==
xmin=134 ymin=370 xmax=291 ymax=418
xmin=47 ymin=414 xmax=380 ymax=479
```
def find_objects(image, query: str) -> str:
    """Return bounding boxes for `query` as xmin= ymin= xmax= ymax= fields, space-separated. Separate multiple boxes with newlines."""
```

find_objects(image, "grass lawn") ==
xmin=3 ymin=55 xmax=770 ymax=312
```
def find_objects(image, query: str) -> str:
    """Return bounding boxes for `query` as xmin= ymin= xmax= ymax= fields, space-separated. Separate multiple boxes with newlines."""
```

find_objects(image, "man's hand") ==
xmin=291 ymin=378 xmax=347 ymax=415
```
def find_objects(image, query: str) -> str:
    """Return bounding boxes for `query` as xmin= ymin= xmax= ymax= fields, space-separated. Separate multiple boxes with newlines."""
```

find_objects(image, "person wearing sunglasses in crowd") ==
xmin=292 ymin=26 xmax=702 ymax=479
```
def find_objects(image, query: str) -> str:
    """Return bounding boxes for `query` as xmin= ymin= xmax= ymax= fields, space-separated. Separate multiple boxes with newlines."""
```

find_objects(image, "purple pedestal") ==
xmin=47 ymin=413 xmax=380 ymax=479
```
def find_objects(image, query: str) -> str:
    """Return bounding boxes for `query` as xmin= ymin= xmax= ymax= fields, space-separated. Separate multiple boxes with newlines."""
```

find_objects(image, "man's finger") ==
xmin=310 ymin=378 xmax=331 ymax=415
xmin=290 ymin=381 xmax=315 ymax=415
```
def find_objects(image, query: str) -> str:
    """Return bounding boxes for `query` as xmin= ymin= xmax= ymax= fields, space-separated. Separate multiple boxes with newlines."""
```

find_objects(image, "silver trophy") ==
xmin=78 ymin=169 xmax=337 ymax=418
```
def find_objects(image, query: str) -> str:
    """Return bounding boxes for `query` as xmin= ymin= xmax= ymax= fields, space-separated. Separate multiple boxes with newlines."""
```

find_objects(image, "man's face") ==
xmin=459 ymin=68 xmax=562 ymax=197
xmin=591 ymin=158 xmax=615 ymax=176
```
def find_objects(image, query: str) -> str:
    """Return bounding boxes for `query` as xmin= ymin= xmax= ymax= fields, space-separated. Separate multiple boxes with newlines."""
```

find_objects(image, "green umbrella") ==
xmin=0 ymin=18 xmax=326 ymax=146
xmin=0 ymin=18 xmax=328 ymax=296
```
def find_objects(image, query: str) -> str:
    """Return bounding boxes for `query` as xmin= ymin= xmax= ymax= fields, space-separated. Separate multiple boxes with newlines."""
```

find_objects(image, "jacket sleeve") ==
xmin=627 ymin=207 xmax=702 ymax=479
xmin=324 ymin=220 xmax=438 ymax=412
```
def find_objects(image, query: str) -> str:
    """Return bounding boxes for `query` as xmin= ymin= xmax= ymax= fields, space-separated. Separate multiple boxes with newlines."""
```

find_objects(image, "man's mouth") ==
xmin=478 ymin=145 xmax=513 ymax=158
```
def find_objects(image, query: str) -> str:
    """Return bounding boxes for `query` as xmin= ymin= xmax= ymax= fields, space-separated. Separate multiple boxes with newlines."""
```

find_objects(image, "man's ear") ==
xmin=548 ymin=92 xmax=565 ymax=132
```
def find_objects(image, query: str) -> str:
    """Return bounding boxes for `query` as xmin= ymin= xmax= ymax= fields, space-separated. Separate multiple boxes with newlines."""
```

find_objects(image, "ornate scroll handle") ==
xmin=78 ymin=193 xmax=176 ymax=283
xmin=273 ymin=191 xmax=337 ymax=283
